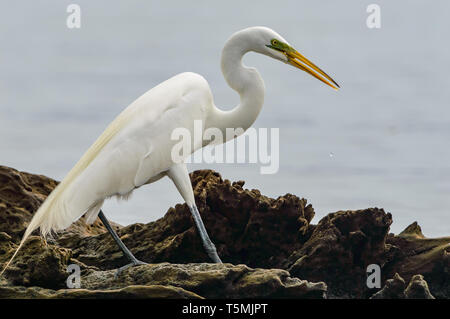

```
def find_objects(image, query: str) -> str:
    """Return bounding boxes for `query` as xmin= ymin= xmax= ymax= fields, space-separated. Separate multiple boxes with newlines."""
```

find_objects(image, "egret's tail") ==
xmin=0 ymin=210 xmax=44 ymax=277
xmin=0 ymin=102 xmax=133 ymax=277
xmin=0 ymin=180 xmax=75 ymax=277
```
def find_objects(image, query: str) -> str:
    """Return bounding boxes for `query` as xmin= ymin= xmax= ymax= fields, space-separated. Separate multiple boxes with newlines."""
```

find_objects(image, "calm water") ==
xmin=0 ymin=1 xmax=449 ymax=236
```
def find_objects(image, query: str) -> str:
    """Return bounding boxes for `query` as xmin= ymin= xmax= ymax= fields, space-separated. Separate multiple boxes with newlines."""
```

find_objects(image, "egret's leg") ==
xmin=98 ymin=210 xmax=147 ymax=275
xmin=167 ymin=163 xmax=222 ymax=263
xmin=188 ymin=204 xmax=222 ymax=263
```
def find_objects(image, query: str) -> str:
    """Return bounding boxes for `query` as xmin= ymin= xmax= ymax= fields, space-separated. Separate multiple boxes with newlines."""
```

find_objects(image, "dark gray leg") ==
xmin=167 ymin=163 xmax=222 ymax=264
xmin=98 ymin=210 xmax=147 ymax=275
xmin=188 ymin=204 xmax=222 ymax=263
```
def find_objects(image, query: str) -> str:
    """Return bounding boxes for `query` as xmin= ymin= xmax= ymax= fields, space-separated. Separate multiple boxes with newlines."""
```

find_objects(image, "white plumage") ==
xmin=35 ymin=72 xmax=212 ymax=234
xmin=1 ymin=26 xmax=339 ymax=275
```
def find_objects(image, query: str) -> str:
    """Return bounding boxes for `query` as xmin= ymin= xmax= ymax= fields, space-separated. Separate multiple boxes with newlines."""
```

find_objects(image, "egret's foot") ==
xmin=114 ymin=260 xmax=147 ymax=278
xmin=209 ymin=252 xmax=222 ymax=264
xmin=205 ymin=245 xmax=222 ymax=264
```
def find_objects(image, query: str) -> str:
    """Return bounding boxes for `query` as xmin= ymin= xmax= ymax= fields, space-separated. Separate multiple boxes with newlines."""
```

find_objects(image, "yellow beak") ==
xmin=286 ymin=50 xmax=340 ymax=90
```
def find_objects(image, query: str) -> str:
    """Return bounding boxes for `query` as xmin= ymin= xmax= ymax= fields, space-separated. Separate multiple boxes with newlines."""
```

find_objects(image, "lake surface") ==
xmin=0 ymin=1 xmax=449 ymax=236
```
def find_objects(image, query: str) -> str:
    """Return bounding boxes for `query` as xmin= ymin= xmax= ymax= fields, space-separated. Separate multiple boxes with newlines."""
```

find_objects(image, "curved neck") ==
xmin=207 ymin=31 xmax=265 ymax=140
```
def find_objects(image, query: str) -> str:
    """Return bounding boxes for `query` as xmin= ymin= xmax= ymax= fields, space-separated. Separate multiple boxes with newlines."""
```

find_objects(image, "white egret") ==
xmin=1 ymin=26 xmax=339 ymax=276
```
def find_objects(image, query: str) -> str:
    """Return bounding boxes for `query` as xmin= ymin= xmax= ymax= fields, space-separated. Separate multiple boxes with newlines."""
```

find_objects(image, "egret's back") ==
xmin=1 ymin=72 xmax=213 ymax=275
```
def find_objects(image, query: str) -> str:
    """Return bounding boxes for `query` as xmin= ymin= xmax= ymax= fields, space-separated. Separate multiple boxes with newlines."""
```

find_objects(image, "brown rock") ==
xmin=79 ymin=263 xmax=327 ymax=299
xmin=384 ymin=229 xmax=450 ymax=298
xmin=0 ymin=166 xmax=56 ymax=242
xmin=286 ymin=208 xmax=396 ymax=298
xmin=370 ymin=272 xmax=437 ymax=299
xmin=404 ymin=274 xmax=435 ymax=299
xmin=398 ymin=222 xmax=425 ymax=239
xmin=370 ymin=273 xmax=406 ymax=299
xmin=0 ymin=284 xmax=201 ymax=299
xmin=2 ymin=236 xmax=72 ymax=289
xmin=0 ymin=165 xmax=115 ymax=245
xmin=63 ymin=170 xmax=315 ymax=270
xmin=0 ymin=165 xmax=448 ymax=299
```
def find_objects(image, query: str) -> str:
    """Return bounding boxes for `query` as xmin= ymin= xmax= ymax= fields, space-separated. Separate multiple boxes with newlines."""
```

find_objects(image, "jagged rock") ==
xmin=2 ymin=236 xmax=72 ymax=289
xmin=61 ymin=170 xmax=315 ymax=270
xmin=0 ymin=263 xmax=326 ymax=299
xmin=384 ymin=226 xmax=450 ymax=298
xmin=0 ymin=166 xmax=323 ymax=298
xmin=0 ymin=166 xmax=116 ymax=244
xmin=0 ymin=166 xmax=56 ymax=242
xmin=80 ymin=263 xmax=327 ymax=299
xmin=370 ymin=273 xmax=437 ymax=299
xmin=370 ymin=273 xmax=406 ymax=299
xmin=404 ymin=274 xmax=435 ymax=299
xmin=1 ymin=232 xmax=327 ymax=298
xmin=0 ymin=165 xmax=449 ymax=299
xmin=286 ymin=208 xmax=397 ymax=298
xmin=398 ymin=222 xmax=425 ymax=239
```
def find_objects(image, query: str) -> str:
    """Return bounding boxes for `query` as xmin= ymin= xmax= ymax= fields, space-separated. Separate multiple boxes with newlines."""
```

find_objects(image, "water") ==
xmin=0 ymin=1 xmax=449 ymax=236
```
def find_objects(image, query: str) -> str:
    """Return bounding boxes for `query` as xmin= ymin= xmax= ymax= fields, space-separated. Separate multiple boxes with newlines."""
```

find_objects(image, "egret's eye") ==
xmin=271 ymin=39 xmax=278 ymax=46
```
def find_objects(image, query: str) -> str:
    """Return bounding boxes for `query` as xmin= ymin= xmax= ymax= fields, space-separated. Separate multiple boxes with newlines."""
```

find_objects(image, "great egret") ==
xmin=1 ymin=26 xmax=339 ymax=276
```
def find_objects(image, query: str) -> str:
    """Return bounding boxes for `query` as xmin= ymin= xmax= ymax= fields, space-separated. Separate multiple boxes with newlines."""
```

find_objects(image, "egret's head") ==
xmin=251 ymin=26 xmax=340 ymax=90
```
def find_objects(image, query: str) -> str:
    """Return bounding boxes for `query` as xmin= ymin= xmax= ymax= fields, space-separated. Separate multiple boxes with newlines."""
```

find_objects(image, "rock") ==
xmin=0 ymin=165 xmax=449 ymax=299
xmin=80 ymin=263 xmax=327 ymax=299
xmin=0 ymin=284 xmax=201 ymax=299
xmin=0 ymin=166 xmax=116 ymax=245
xmin=398 ymin=222 xmax=425 ymax=239
xmin=404 ymin=274 xmax=435 ymax=299
xmin=0 ymin=166 xmax=323 ymax=298
xmin=2 ymin=236 xmax=72 ymax=289
xmin=0 ymin=263 xmax=326 ymax=299
xmin=285 ymin=210 xmax=450 ymax=298
xmin=370 ymin=273 xmax=406 ymax=299
xmin=384 ymin=228 xmax=450 ymax=298
xmin=370 ymin=273 xmax=437 ymax=299
xmin=286 ymin=208 xmax=397 ymax=298
xmin=0 ymin=166 xmax=56 ymax=242
xmin=62 ymin=170 xmax=315 ymax=270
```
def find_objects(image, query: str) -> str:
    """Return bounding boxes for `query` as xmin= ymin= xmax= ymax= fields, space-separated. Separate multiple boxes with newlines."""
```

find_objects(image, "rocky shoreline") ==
xmin=0 ymin=165 xmax=448 ymax=299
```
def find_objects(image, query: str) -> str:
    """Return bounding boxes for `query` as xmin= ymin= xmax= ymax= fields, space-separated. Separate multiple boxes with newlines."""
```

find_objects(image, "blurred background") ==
xmin=0 ymin=1 xmax=449 ymax=236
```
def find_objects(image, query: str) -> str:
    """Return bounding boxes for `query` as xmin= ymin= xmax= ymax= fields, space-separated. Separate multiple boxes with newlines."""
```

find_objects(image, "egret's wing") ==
xmin=0 ymin=72 xmax=213 ymax=277
xmin=84 ymin=199 xmax=105 ymax=224
xmin=134 ymin=144 xmax=155 ymax=187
